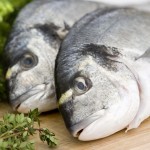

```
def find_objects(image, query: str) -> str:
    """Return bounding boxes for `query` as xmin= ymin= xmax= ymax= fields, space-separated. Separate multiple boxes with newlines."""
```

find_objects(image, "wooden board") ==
xmin=0 ymin=101 xmax=150 ymax=150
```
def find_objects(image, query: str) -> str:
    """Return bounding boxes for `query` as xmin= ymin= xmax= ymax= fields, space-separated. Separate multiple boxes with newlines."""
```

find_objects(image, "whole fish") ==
xmin=5 ymin=0 xmax=106 ymax=113
xmin=56 ymin=8 xmax=150 ymax=141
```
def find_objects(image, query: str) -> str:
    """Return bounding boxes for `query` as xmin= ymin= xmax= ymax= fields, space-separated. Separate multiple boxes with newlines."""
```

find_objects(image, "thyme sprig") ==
xmin=0 ymin=108 xmax=58 ymax=149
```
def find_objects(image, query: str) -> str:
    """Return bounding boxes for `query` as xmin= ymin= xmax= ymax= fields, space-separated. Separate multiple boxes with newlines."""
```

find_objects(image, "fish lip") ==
xmin=10 ymin=83 xmax=55 ymax=111
xmin=69 ymin=109 xmax=105 ymax=138
xmin=10 ymin=88 xmax=44 ymax=111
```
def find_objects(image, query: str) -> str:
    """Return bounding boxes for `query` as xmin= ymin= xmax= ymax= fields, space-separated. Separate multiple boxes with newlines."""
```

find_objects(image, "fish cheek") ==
xmin=9 ymin=65 xmax=41 ymax=99
xmin=11 ymin=71 xmax=34 ymax=94
xmin=6 ymin=65 xmax=25 ymax=97
xmin=60 ymin=88 xmax=103 ymax=129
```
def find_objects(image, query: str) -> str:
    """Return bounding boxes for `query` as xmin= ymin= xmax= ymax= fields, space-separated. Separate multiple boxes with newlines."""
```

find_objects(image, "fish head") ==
xmin=5 ymin=25 xmax=61 ymax=113
xmin=56 ymin=44 xmax=140 ymax=141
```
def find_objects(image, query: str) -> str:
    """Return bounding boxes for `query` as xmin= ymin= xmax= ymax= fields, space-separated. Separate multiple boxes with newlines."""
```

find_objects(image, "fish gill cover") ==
xmin=0 ymin=0 xmax=32 ymax=100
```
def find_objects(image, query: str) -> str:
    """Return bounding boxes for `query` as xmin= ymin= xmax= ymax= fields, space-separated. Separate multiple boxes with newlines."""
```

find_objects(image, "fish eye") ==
xmin=20 ymin=53 xmax=38 ymax=70
xmin=73 ymin=77 xmax=92 ymax=95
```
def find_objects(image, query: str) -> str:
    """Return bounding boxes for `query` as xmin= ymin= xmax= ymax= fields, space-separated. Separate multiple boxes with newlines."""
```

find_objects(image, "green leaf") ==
xmin=40 ymin=134 xmax=46 ymax=142
xmin=8 ymin=114 xmax=15 ymax=123
xmin=15 ymin=114 xmax=20 ymax=123
xmin=19 ymin=141 xmax=28 ymax=148
xmin=3 ymin=113 xmax=9 ymax=122
xmin=0 ymin=141 xmax=8 ymax=148
xmin=26 ymin=117 xmax=32 ymax=124
xmin=28 ymin=127 xmax=36 ymax=135
xmin=23 ymin=131 xmax=28 ymax=138
xmin=13 ymin=143 xmax=17 ymax=148
xmin=28 ymin=108 xmax=40 ymax=123
xmin=19 ymin=113 xmax=25 ymax=123
xmin=0 ymin=139 xmax=3 ymax=145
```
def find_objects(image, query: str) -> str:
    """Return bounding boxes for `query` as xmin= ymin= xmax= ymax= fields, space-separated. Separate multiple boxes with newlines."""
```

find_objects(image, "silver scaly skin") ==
xmin=5 ymin=0 xmax=106 ymax=113
xmin=56 ymin=8 xmax=150 ymax=141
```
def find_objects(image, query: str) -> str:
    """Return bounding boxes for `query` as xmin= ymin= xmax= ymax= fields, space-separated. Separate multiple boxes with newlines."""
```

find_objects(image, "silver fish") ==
xmin=56 ymin=8 xmax=150 ymax=141
xmin=5 ymin=0 xmax=106 ymax=113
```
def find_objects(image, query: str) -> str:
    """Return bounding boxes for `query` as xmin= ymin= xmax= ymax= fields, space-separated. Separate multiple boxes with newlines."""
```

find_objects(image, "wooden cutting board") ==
xmin=0 ymin=101 xmax=150 ymax=150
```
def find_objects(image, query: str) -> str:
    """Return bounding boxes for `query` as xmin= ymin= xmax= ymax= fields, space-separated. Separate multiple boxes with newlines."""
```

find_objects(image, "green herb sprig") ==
xmin=0 ymin=108 xmax=58 ymax=150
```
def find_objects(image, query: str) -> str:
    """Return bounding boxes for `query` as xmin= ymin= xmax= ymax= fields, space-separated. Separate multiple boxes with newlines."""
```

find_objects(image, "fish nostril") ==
xmin=49 ymin=91 xmax=56 ymax=99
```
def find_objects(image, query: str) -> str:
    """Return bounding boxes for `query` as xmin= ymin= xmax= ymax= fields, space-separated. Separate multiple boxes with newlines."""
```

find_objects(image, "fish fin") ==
xmin=128 ymin=56 xmax=150 ymax=130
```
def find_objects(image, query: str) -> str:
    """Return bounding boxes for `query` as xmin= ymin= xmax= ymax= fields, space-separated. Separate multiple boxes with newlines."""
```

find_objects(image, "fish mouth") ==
xmin=68 ymin=90 xmax=140 ymax=141
xmin=69 ymin=109 xmax=105 ymax=138
xmin=10 ymin=84 xmax=57 ymax=113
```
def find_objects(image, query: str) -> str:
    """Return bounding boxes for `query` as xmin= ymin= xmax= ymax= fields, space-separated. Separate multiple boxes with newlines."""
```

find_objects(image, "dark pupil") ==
xmin=23 ymin=57 xmax=33 ymax=66
xmin=77 ymin=82 xmax=85 ymax=90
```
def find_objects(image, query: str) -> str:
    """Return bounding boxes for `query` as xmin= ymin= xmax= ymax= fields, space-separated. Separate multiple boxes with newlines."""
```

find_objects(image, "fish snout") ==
xmin=68 ymin=110 xmax=105 ymax=138
xmin=68 ymin=118 xmax=97 ymax=138
xmin=59 ymin=98 xmax=105 ymax=138
xmin=58 ymin=88 xmax=107 ymax=139
xmin=10 ymin=83 xmax=57 ymax=113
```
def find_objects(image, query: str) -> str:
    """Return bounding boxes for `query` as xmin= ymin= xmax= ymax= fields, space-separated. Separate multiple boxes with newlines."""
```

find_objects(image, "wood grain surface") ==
xmin=0 ymin=101 xmax=150 ymax=150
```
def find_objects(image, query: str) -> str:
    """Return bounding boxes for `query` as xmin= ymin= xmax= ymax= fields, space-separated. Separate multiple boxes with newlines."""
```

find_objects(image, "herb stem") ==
xmin=0 ymin=130 xmax=24 ymax=140
xmin=0 ymin=123 xmax=26 ymax=138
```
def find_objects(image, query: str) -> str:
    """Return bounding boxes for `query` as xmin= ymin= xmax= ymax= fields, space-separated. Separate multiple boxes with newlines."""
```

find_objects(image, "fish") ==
xmin=55 ymin=8 xmax=150 ymax=141
xmin=5 ymin=0 xmax=107 ymax=113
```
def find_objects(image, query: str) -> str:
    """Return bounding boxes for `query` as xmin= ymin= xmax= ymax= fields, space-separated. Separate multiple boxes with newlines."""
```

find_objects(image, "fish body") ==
xmin=56 ymin=8 xmax=150 ymax=141
xmin=5 ymin=0 xmax=106 ymax=113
